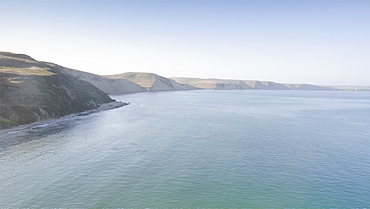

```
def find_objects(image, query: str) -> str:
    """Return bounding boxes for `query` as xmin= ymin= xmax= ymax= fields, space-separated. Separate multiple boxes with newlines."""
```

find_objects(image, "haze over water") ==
xmin=1 ymin=90 xmax=370 ymax=208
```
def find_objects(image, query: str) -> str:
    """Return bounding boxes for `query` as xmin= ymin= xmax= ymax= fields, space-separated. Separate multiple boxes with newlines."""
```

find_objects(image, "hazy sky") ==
xmin=1 ymin=0 xmax=369 ymax=85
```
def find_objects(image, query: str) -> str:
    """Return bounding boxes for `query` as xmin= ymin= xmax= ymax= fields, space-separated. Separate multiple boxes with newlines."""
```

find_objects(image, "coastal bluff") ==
xmin=0 ymin=52 xmax=114 ymax=129
xmin=171 ymin=77 xmax=337 ymax=91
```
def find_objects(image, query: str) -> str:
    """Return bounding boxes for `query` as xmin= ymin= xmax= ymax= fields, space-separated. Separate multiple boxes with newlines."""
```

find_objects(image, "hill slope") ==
xmin=57 ymin=68 xmax=145 ymax=94
xmin=0 ymin=52 xmax=114 ymax=129
xmin=55 ymin=70 xmax=196 ymax=94
xmin=171 ymin=78 xmax=252 ymax=90
xmin=172 ymin=77 xmax=338 ymax=91
xmin=105 ymin=72 xmax=197 ymax=91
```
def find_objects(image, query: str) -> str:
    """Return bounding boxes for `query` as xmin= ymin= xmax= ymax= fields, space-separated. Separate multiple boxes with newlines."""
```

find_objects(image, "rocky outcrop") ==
xmin=0 ymin=52 xmax=114 ymax=129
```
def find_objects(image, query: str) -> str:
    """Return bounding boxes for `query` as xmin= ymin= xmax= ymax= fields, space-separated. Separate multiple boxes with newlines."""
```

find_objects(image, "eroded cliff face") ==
xmin=0 ymin=52 xmax=113 ymax=129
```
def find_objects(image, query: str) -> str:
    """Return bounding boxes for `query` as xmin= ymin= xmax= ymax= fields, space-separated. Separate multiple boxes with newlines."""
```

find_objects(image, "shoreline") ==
xmin=0 ymin=101 xmax=127 ymax=135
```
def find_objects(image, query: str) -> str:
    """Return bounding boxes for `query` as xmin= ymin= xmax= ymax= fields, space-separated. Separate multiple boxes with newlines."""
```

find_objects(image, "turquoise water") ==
xmin=1 ymin=90 xmax=370 ymax=208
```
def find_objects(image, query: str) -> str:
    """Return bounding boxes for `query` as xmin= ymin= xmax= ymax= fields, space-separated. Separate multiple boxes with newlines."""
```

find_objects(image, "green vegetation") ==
xmin=0 ymin=115 xmax=16 ymax=128
xmin=0 ymin=115 xmax=13 ymax=124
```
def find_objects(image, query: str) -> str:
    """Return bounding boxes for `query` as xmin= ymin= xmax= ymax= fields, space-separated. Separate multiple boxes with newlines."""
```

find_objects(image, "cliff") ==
xmin=0 ymin=52 xmax=114 ymax=129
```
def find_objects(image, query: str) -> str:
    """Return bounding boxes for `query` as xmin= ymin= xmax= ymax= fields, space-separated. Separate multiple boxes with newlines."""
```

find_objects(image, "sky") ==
xmin=0 ymin=0 xmax=369 ymax=86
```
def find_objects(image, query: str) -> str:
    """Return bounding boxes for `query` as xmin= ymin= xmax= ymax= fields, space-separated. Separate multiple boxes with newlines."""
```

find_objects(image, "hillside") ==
xmin=55 ymin=70 xmax=196 ymax=94
xmin=105 ymin=72 xmax=197 ymax=91
xmin=56 ymin=68 xmax=145 ymax=94
xmin=171 ymin=77 xmax=252 ymax=90
xmin=0 ymin=52 xmax=114 ymax=129
xmin=172 ymin=77 xmax=338 ymax=91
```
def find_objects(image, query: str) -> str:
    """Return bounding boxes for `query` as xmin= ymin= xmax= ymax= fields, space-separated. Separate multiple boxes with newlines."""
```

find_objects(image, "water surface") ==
xmin=1 ymin=90 xmax=370 ymax=208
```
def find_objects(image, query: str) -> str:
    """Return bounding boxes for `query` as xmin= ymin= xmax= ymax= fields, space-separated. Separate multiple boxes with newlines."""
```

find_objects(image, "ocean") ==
xmin=1 ymin=90 xmax=370 ymax=208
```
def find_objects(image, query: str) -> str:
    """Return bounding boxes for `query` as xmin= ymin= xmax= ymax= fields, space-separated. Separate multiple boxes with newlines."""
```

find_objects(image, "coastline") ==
xmin=0 ymin=101 xmax=127 ymax=135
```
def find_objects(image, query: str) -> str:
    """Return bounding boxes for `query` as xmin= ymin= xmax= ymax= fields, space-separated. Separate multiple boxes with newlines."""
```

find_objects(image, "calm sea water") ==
xmin=1 ymin=90 xmax=370 ymax=208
